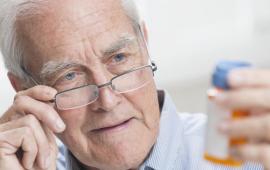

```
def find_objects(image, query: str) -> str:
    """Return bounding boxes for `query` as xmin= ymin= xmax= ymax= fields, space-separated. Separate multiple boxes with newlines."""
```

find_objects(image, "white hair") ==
xmin=0 ymin=0 xmax=143 ymax=84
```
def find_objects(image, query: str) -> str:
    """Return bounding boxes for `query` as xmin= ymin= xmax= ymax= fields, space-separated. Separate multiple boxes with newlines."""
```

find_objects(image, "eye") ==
xmin=64 ymin=72 xmax=76 ymax=80
xmin=106 ymin=53 xmax=134 ymax=73
xmin=53 ymin=70 xmax=88 ymax=90
xmin=111 ymin=53 xmax=127 ymax=64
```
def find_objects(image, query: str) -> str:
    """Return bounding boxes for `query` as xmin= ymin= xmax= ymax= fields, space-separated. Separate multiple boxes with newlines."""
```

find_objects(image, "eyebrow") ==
xmin=40 ymin=60 xmax=80 ymax=82
xmin=102 ymin=34 xmax=137 ymax=56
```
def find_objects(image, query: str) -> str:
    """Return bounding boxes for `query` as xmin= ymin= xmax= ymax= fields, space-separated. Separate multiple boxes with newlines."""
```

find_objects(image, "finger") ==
xmin=228 ymin=69 xmax=270 ymax=88
xmin=42 ymin=125 xmax=57 ymax=150
xmin=213 ymin=87 xmax=270 ymax=110
xmin=249 ymin=108 xmax=268 ymax=116
xmin=14 ymin=85 xmax=57 ymax=102
xmin=0 ymin=106 xmax=24 ymax=124
xmin=0 ymin=127 xmax=38 ymax=169
xmin=218 ymin=114 xmax=270 ymax=141
xmin=0 ymin=115 xmax=51 ymax=169
xmin=1 ymin=86 xmax=57 ymax=125
xmin=230 ymin=143 xmax=270 ymax=170
xmin=42 ymin=124 xmax=58 ymax=161
xmin=13 ymin=95 xmax=65 ymax=132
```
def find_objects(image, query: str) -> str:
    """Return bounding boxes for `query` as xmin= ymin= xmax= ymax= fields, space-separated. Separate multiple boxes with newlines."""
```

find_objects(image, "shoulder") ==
xmin=177 ymin=112 xmax=207 ymax=136
xmin=176 ymin=113 xmax=207 ymax=168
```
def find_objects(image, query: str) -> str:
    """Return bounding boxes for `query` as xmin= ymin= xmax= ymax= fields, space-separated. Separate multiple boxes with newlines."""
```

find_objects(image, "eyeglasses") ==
xmin=53 ymin=62 xmax=157 ymax=110
xmin=22 ymin=62 xmax=157 ymax=110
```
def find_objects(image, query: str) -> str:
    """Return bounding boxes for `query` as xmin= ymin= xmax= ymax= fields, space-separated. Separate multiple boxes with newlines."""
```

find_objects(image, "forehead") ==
xmin=18 ymin=0 xmax=137 ymax=71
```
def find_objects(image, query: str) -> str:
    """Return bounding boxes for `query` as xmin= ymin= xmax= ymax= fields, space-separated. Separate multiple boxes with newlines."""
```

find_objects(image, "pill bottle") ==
xmin=204 ymin=60 xmax=251 ymax=166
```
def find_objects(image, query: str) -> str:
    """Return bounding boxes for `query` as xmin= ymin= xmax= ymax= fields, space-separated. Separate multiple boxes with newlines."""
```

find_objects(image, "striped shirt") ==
xmin=56 ymin=90 xmax=264 ymax=170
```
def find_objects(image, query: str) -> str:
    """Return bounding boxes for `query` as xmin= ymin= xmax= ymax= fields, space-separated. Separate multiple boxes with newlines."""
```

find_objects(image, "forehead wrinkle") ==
xmin=73 ymin=5 xmax=126 ymax=29
xmin=50 ymin=18 xmax=107 ymax=51
xmin=50 ymin=11 xmax=120 ymax=51
xmin=23 ymin=7 xmax=107 ymax=51
xmin=72 ymin=12 xmax=118 ymax=37
xmin=66 ymin=4 xmax=129 ymax=45
xmin=50 ymin=1 xmax=125 ymax=39
xmin=23 ymin=1 xmax=134 ymax=61
xmin=50 ymin=26 xmax=134 ymax=59
xmin=72 ymin=7 xmax=107 ymax=28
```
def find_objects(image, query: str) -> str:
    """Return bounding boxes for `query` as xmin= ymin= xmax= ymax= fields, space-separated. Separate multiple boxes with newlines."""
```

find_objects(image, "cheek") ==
xmin=56 ymin=108 xmax=88 ymax=146
xmin=59 ymin=109 xmax=85 ymax=128
xmin=125 ymin=80 xmax=160 ymax=130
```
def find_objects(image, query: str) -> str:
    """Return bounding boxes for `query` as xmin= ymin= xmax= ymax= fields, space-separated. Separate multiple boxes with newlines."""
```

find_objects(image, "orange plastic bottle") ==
xmin=204 ymin=60 xmax=251 ymax=166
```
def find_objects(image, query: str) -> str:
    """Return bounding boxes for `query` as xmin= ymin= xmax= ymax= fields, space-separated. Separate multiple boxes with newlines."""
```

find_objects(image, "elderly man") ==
xmin=0 ymin=0 xmax=269 ymax=169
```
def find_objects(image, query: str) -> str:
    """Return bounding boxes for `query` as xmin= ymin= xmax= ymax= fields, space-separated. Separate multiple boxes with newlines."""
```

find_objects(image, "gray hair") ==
xmin=0 ymin=0 xmax=143 ymax=85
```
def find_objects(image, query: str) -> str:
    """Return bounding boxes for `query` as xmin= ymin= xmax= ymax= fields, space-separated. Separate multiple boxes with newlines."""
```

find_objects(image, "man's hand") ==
xmin=215 ymin=69 xmax=270 ymax=169
xmin=0 ymin=85 xmax=65 ymax=170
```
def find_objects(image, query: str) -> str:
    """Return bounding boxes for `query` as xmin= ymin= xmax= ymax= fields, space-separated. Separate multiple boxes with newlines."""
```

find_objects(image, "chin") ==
xmin=84 ymin=148 xmax=146 ymax=170
xmin=82 ymin=127 xmax=156 ymax=170
xmin=66 ymin=118 xmax=159 ymax=169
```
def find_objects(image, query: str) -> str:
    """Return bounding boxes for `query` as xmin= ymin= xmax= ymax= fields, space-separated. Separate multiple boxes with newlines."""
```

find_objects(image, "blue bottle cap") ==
xmin=212 ymin=60 xmax=251 ymax=89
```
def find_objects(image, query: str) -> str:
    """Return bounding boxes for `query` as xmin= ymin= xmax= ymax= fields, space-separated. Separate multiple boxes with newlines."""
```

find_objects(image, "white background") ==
xmin=1 ymin=0 xmax=270 ymax=115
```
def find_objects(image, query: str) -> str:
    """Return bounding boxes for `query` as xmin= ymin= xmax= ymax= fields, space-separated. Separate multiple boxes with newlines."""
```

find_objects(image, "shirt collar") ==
xmin=140 ymin=90 xmax=185 ymax=170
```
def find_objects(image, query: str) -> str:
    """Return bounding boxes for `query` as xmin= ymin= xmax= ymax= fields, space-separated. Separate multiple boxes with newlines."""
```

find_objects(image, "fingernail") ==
xmin=56 ymin=118 xmax=66 ymax=131
xmin=52 ymin=89 xmax=58 ymax=96
xmin=46 ymin=89 xmax=57 ymax=97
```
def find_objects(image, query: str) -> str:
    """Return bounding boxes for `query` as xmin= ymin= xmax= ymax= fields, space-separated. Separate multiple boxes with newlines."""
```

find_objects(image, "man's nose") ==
xmin=89 ymin=66 xmax=121 ymax=112
xmin=91 ymin=86 xmax=121 ymax=112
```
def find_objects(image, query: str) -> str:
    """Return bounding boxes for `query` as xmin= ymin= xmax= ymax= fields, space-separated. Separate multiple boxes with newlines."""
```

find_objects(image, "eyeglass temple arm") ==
xmin=21 ymin=66 xmax=40 ymax=85
xmin=136 ymin=24 xmax=158 ymax=73
xmin=21 ymin=65 xmax=56 ymax=103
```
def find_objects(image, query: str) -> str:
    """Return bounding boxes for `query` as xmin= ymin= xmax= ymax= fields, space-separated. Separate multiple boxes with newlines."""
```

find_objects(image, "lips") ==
xmin=91 ymin=118 xmax=133 ymax=133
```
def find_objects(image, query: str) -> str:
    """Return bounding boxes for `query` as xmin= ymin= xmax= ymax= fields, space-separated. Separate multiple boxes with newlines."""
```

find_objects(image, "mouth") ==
xmin=91 ymin=118 xmax=134 ymax=133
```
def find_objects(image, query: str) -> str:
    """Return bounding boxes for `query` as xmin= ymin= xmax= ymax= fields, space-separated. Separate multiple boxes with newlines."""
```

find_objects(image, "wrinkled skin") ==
xmin=0 ymin=0 xmax=160 ymax=169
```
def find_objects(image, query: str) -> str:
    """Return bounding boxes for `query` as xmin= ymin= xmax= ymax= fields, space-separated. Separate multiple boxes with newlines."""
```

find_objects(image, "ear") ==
xmin=7 ymin=72 xmax=25 ymax=92
xmin=141 ymin=21 xmax=149 ymax=43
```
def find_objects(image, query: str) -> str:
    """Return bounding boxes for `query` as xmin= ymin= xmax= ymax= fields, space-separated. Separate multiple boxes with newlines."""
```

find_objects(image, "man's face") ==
xmin=18 ymin=0 xmax=160 ymax=169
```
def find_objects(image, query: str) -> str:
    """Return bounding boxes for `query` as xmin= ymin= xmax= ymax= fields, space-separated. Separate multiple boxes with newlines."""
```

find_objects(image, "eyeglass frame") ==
xmin=21 ymin=61 xmax=157 ymax=110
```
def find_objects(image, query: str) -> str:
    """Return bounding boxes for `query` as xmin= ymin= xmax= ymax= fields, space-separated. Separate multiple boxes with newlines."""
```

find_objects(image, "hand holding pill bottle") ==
xmin=204 ymin=60 xmax=251 ymax=166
